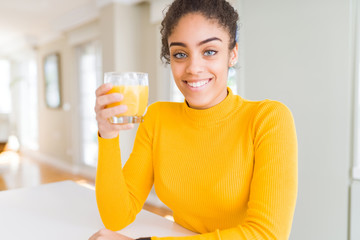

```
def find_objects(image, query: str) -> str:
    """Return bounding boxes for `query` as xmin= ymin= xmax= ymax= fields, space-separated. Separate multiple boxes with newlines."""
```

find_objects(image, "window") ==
xmin=0 ymin=59 xmax=11 ymax=114
xmin=0 ymin=57 xmax=38 ymax=149
xmin=20 ymin=59 xmax=38 ymax=150
xmin=76 ymin=41 xmax=102 ymax=167
xmin=353 ymin=0 xmax=360 ymax=181
xmin=169 ymin=73 xmax=184 ymax=102
xmin=354 ymin=61 xmax=360 ymax=180
xmin=0 ymin=59 xmax=11 ymax=143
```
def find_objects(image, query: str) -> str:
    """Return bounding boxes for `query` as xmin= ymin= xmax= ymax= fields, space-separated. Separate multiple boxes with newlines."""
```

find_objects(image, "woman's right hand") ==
xmin=95 ymin=83 xmax=134 ymax=139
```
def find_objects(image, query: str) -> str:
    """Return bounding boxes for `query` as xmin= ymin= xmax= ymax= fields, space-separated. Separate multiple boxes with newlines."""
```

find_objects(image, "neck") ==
xmin=186 ymin=88 xmax=229 ymax=110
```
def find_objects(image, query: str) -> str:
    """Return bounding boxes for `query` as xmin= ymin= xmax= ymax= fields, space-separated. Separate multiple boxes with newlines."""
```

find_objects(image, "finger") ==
xmin=97 ymin=105 xmax=128 ymax=120
xmin=98 ymin=120 xmax=135 ymax=138
xmin=99 ymin=121 xmax=134 ymax=133
xmin=95 ymin=93 xmax=124 ymax=112
xmin=98 ymin=122 xmax=135 ymax=139
xmin=95 ymin=83 xmax=113 ymax=97
xmin=110 ymin=123 xmax=134 ymax=131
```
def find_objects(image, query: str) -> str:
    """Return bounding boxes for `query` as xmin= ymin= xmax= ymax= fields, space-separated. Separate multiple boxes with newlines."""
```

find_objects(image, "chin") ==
xmin=186 ymin=98 xmax=211 ymax=109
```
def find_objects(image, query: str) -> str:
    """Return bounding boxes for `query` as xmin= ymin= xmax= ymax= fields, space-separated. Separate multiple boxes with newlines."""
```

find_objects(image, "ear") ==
xmin=229 ymin=43 xmax=238 ymax=67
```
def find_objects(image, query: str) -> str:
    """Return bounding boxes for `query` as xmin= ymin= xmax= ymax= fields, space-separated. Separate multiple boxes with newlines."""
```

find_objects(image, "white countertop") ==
xmin=0 ymin=181 xmax=195 ymax=240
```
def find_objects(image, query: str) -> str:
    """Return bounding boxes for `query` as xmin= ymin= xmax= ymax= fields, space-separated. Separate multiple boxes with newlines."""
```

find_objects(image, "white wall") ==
xmin=37 ymin=37 xmax=74 ymax=165
xmin=240 ymin=0 xmax=352 ymax=239
xmin=350 ymin=181 xmax=360 ymax=239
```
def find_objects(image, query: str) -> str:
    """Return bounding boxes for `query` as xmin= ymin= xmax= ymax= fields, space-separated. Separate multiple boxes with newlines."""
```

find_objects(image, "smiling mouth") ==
xmin=184 ymin=78 xmax=212 ymax=88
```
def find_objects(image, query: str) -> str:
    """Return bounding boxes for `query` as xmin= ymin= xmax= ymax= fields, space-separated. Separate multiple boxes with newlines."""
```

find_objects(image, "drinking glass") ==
xmin=104 ymin=72 xmax=149 ymax=124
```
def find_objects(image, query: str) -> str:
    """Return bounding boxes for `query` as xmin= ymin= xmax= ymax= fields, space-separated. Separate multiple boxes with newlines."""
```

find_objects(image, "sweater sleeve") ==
xmin=95 ymin=104 xmax=156 ymax=231
xmin=151 ymin=101 xmax=298 ymax=240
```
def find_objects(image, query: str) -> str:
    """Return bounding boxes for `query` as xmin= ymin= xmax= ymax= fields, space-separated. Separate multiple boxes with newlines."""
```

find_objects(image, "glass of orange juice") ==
xmin=104 ymin=72 xmax=149 ymax=124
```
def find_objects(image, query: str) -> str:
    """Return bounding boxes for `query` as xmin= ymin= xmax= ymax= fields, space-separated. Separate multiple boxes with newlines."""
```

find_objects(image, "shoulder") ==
xmin=249 ymin=99 xmax=296 ymax=135
xmin=257 ymin=99 xmax=293 ymax=117
xmin=234 ymin=96 xmax=293 ymax=122
xmin=235 ymin=96 xmax=295 ymax=129
xmin=239 ymin=97 xmax=293 ymax=119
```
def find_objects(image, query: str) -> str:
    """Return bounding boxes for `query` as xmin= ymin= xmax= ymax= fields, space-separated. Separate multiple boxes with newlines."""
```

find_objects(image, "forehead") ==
xmin=168 ymin=13 xmax=230 ymax=45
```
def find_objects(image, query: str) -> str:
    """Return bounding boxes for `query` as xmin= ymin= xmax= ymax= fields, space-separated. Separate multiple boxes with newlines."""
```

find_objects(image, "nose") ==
xmin=185 ymin=54 xmax=204 ymax=75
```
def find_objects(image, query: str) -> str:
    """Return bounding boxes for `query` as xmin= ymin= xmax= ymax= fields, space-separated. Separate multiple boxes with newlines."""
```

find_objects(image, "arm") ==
xmin=94 ymin=83 xmax=155 ymax=231
xmin=96 ymin=120 xmax=154 ymax=230
xmin=151 ymin=101 xmax=298 ymax=240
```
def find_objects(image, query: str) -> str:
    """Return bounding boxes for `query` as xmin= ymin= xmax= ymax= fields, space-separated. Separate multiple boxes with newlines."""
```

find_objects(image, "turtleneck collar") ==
xmin=182 ymin=87 xmax=242 ymax=126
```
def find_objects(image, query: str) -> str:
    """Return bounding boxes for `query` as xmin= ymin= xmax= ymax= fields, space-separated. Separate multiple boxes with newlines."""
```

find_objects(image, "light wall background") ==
xmin=239 ymin=0 xmax=353 ymax=239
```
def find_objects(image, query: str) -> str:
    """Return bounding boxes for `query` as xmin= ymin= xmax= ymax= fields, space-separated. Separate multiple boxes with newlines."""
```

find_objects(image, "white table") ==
xmin=0 ymin=181 xmax=195 ymax=240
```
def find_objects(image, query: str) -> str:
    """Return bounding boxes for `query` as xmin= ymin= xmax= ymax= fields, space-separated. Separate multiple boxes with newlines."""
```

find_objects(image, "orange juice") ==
xmin=107 ymin=85 xmax=149 ymax=117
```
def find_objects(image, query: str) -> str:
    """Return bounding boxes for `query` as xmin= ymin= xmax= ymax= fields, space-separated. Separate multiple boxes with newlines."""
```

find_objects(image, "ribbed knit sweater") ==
xmin=96 ymin=88 xmax=298 ymax=240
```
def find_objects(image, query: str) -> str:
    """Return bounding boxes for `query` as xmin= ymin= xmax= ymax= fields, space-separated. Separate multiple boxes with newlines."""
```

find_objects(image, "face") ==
xmin=168 ymin=13 xmax=238 ymax=109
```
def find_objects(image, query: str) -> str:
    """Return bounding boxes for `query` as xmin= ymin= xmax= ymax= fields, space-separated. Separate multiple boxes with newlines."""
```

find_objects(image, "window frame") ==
xmin=353 ymin=0 xmax=360 ymax=180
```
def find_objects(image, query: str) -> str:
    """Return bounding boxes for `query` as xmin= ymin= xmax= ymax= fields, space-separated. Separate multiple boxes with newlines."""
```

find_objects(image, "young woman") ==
xmin=90 ymin=0 xmax=298 ymax=239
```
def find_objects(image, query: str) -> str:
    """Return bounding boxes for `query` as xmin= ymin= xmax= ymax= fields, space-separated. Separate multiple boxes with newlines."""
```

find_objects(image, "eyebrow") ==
xmin=169 ymin=37 xmax=222 ymax=48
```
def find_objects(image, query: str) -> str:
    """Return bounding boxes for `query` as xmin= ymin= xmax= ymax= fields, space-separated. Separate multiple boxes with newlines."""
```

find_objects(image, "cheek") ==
xmin=170 ymin=63 xmax=184 ymax=80
xmin=209 ymin=59 xmax=229 ymax=78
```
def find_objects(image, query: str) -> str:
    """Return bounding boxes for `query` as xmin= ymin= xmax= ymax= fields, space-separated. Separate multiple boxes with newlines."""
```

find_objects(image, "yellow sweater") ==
xmin=96 ymin=88 xmax=298 ymax=240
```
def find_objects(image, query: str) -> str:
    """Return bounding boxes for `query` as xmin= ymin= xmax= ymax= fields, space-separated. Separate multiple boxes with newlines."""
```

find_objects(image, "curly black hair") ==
xmin=160 ymin=0 xmax=239 ymax=64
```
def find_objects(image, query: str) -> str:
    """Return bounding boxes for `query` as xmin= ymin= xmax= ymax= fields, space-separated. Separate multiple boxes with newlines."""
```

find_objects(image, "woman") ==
xmin=90 ymin=0 xmax=298 ymax=239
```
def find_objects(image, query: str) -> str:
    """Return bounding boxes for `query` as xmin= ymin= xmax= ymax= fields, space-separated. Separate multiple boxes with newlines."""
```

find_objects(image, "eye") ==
xmin=204 ymin=50 xmax=217 ymax=56
xmin=173 ymin=52 xmax=187 ymax=59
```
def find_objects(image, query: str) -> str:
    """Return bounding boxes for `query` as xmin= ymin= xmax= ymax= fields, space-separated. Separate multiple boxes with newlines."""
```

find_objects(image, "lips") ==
xmin=184 ymin=78 xmax=212 ymax=88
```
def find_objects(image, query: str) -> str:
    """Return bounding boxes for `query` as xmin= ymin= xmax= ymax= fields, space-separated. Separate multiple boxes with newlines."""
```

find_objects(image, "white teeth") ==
xmin=187 ymin=80 xmax=209 ymax=88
